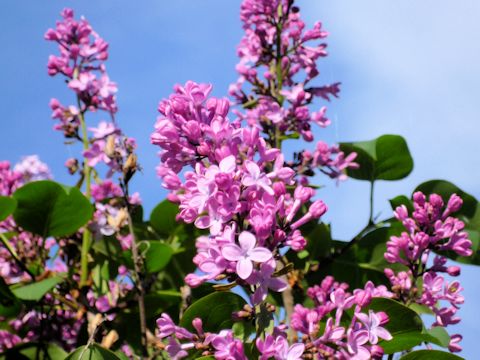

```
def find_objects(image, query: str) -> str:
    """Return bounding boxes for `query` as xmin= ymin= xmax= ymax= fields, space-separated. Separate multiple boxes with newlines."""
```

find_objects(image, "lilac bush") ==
xmin=0 ymin=1 xmax=477 ymax=360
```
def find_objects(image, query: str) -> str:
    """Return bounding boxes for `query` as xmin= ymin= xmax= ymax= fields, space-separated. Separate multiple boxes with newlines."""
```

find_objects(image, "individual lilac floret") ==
xmin=222 ymin=231 xmax=272 ymax=279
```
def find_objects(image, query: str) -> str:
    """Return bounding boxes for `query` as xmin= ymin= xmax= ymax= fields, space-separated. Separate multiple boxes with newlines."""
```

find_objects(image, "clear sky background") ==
xmin=1 ymin=1 xmax=479 ymax=357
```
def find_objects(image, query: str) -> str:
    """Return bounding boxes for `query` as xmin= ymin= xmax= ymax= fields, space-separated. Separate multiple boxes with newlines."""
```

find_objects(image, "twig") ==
xmin=126 ymin=210 xmax=149 ymax=358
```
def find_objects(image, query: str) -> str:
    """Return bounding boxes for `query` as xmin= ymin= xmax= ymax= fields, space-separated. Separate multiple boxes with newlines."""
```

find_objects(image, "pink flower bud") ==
xmin=294 ymin=185 xmax=315 ymax=202
xmin=272 ymin=181 xmax=286 ymax=195
xmin=447 ymin=266 xmax=461 ymax=277
xmin=429 ymin=193 xmax=444 ymax=208
xmin=309 ymin=200 xmax=327 ymax=218
xmin=192 ymin=318 xmax=204 ymax=336
xmin=370 ymin=345 xmax=384 ymax=359
xmin=376 ymin=311 xmax=389 ymax=325
xmin=447 ymin=194 xmax=463 ymax=214
xmin=413 ymin=192 xmax=426 ymax=206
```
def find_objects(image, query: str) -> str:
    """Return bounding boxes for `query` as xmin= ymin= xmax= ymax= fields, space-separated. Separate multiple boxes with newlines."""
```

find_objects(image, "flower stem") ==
xmin=126 ymin=210 xmax=149 ymax=358
xmin=368 ymin=180 xmax=375 ymax=225
xmin=78 ymin=101 xmax=92 ymax=287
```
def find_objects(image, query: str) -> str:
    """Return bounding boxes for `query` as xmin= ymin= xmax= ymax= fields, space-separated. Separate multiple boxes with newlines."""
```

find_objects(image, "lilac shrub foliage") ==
xmin=0 ymin=1 xmax=477 ymax=360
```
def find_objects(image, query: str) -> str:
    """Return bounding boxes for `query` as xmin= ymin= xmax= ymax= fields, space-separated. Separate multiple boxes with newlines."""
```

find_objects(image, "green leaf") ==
xmin=0 ymin=196 xmax=16 ymax=221
xmin=389 ymin=195 xmax=414 ymax=213
xmin=340 ymin=134 xmax=413 ymax=181
xmin=66 ymin=343 xmax=122 ymax=360
xmin=149 ymin=200 xmax=179 ymax=236
xmin=421 ymin=326 xmax=451 ymax=348
xmin=142 ymin=241 xmax=174 ymax=273
xmin=11 ymin=276 xmax=63 ymax=301
xmin=400 ymin=350 xmax=464 ymax=360
xmin=408 ymin=303 xmax=434 ymax=315
xmin=180 ymin=292 xmax=246 ymax=332
xmin=13 ymin=180 xmax=93 ymax=237
xmin=144 ymin=290 xmax=182 ymax=317
xmin=0 ymin=342 xmax=68 ymax=360
xmin=368 ymin=297 xmax=424 ymax=354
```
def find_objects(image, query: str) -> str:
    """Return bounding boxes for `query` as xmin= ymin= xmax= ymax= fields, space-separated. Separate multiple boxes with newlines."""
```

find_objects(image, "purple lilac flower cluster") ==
xmin=230 ymin=0 xmax=358 ymax=182
xmin=290 ymin=277 xmax=392 ymax=359
xmin=45 ymin=8 xmax=138 ymax=182
xmin=45 ymin=8 xmax=140 ymax=242
xmin=155 ymin=276 xmax=393 ymax=360
xmin=151 ymin=81 xmax=327 ymax=299
xmin=385 ymin=192 xmax=472 ymax=352
xmin=45 ymin=8 xmax=116 ymax=119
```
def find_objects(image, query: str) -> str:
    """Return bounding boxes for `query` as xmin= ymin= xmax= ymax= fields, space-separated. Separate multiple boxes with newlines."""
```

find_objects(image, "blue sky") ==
xmin=1 ymin=0 xmax=479 ymax=357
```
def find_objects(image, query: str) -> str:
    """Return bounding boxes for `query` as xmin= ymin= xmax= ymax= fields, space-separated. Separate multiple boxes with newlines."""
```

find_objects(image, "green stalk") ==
xmin=368 ymin=180 xmax=375 ymax=225
xmin=78 ymin=101 xmax=92 ymax=287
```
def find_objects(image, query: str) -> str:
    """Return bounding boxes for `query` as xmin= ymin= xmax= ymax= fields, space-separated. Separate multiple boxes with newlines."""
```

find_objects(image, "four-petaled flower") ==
xmin=222 ymin=231 xmax=272 ymax=279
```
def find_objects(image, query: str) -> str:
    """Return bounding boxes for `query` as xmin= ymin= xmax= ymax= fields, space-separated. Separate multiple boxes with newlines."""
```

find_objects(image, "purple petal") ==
xmin=221 ymin=244 xmax=243 ymax=261
xmin=237 ymin=258 xmax=253 ymax=279
xmin=267 ymin=277 xmax=287 ymax=292
xmin=375 ymin=327 xmax=392 ymax=341
xmin=194 ymin=216 xmax=211 ymax=229
xmin=245 ymin=160 xmax=260 ymax=178
xmin=219 ymin=155 xmax=236 ymax=173
xmin=239 ymin=231 xmax=256 ymax=251
xmin=251 ymin=285 xmax=267 ymax=305
xmin=287 ymin=343 xmax=305 ymax=360
xmin=248 ymin=247 xmax=272 ymax=262
xmin=242 ymin=175 xmax=256 ymax=187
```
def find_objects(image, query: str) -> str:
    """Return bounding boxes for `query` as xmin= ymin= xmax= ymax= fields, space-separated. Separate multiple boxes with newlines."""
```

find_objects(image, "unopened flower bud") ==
xmin=123 ymin=153 xmax=137 ymax=177
xmin=105 ymin=135 xmax=116 ymax=158
xmin=447 ymin=266 xmax=461 ymax=277
xmin=65 ymin=158 xmax=78 ymax=175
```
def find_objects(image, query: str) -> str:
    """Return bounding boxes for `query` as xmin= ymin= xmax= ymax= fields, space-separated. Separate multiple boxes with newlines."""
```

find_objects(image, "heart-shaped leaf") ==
xmin=13 ymin=180 xmax=93 ymax=237
xmin=340 ymin=134 xmax=413 ymax=181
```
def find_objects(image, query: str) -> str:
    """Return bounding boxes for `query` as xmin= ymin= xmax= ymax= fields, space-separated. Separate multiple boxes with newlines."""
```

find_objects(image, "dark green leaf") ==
xmin=144 ymin=290 xmax=182 ymax=317
xmin=340 ymin=134 xmax=413 ymax=181
xmin=0 ymin=342 xmax=68 ymax=360
xmin=149 ymin=200 xmax=179 ymax=236
xmin=13 ymin=180 xmax=93 ymax=237
xmin=399 ymin=350 xmax=464 ymax=360
xmin=389 ymin=195 xmax=413 ymax=213
xmin=66 ymin=343 xmax=122 ymax=360
xmin=421 ymin=326 xmax=450 ymax=348
xmin=11 ymin=276 xmax=63 ymax=301
xmin=368 ymin=298 xmax=424 ymax=354
xmin=0 ymin=196 xmax=16 ymax=221
xmin=180 ymin=292 xmax=246 ymax=332
xmin=142 ymin=241 xmax=174 ymax=273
